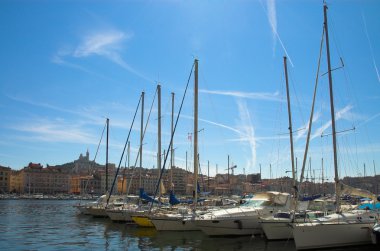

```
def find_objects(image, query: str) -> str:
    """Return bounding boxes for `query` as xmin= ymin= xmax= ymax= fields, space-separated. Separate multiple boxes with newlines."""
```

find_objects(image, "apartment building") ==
xmin=0 ymin=166 xmax=11 ymax=193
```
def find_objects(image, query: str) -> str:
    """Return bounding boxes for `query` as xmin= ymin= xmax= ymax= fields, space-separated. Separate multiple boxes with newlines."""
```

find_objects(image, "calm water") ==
xmin=0 ymin=199 xmax=377 ymax=251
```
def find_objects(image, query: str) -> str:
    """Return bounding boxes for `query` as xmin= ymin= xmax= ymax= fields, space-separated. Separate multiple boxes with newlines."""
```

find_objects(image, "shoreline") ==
xmin=0 ymin=194 xmax=98 ymax=200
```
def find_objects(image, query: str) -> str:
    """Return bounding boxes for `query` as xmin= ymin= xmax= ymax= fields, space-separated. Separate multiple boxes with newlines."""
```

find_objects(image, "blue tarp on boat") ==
xmin=168 ymin=190 xmax=205 ymax=206
xmin=358 ymin=202 xmax=380 ymax=210
xmin=300 ymin=194 xmax=322 ymax=201
xmin=139 ymin=188 xmax=161 ymax=204
xmin=169 ymin=190 xmax=193 ymax=205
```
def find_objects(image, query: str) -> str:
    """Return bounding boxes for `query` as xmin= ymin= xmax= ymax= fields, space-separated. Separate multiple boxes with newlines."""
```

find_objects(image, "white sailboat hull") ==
xmin=73 ymin=204 xmax=91 ymax=215
xmin=293 ymin=222 xmax=373 ymax=250
xmin=195 ymin=215 xmax=262 ymax=236
xmin=106 ymin=209 xmax=134 ymax=222
xmin=151 ymin=217 xmax=199 ymax=231
xmin=261 ymin=220 xmax=294 ymax=240
xmin=194 ymin=192 xmax=292 ymax=236
xmin=86 ymin=206 xmax=108 ymax=217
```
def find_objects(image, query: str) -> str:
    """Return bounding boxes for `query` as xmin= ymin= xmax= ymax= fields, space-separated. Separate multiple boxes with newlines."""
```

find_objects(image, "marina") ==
xmin=0 ymin=199 xmax=378 ymax=251
xmin=1 ymin=1 xmax=380 ymax=251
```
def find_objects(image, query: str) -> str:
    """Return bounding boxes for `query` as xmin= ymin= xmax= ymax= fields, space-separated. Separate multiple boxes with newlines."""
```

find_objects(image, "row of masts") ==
xmin=113 ymin=59 xmax=199 ymax=203
xmin=106 ymin=4 xmax=374 ymax=203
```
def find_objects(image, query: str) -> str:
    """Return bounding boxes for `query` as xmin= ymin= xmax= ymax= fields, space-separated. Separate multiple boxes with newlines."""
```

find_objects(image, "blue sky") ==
xmin=1 ymin=0 xmax=379 ymax=182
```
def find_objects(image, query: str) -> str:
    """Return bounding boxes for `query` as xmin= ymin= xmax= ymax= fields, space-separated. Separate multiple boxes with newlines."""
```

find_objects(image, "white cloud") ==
xmin=200 ymin=89 xmax=282 ymax=102
xmin=10 ymin=118 xmax=97 ymax=144
xmin=266 ymin=0 xmax=277 ymax=54
xmin=236 ymin=99 xmax=256 ymax=170
xmin=359 ymin=112 xmax=380 ymax=127
xmin=260 ymin=0 xmax=294 ymax=66
xmin=362 ymin=12 xmax=380 ymax=83
xmin=180 ymin=114 xmax=242 ymax=135
xmin=295 ymin=111 xmax=321 ymax=141
xmin=7 ymin=94 xmax=141 ymax=131
xmin=53 ymin=29 xmax=153 ymax=83
xmin=311 ymin=105 xmax=354 ymax=139
xmin=73 ymin=30 xmax=128 ymax=57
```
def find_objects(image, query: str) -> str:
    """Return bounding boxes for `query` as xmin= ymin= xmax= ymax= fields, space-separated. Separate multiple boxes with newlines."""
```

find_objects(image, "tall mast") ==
xmin=170 ymin=92 xmax=175 ymax=190
xmin=227 ymin=154 xmax=230 ymax=186
xmin=139 ymin=92 xmax=144 ymax=188
xmin=106 ymin=117 xmax=109 ymax=193
xmin=157 ymin=85 xmax=161 ymax=195
xmin=324 ymin=4 xmax=340 ymax=213
xmin=322 ymin=157 xmax=324 ymax=195
xmin=374 ymin=160 xmax=376 ymax=176
xmin=193 ymin=59 xmax=199 ymax=208
xmin=283 ymin=56 xmax=296 ymax=208
xmin=208 ymin=160 xmax=210 ymax=190
xmin=127 ymin=141 xmax=130 ymax=168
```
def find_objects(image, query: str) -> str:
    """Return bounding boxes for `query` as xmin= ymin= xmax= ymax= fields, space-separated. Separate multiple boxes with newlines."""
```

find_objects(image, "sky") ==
xmin=1 ymin=0 xmax=380 ymax=183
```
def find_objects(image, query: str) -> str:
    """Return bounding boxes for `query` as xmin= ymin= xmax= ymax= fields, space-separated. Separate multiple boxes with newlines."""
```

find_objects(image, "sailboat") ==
xmin=292 ymin=4 xmax=379 ymax=249
xmin=114 ymin=89 xmax=162 ymax=226
xmin=78 ymin=118 xmax=125 ymax=217
xmin=261 ymin=56 xmax=318 ymax=240
xmin=105 ymin=92 xmax=155 ymax=223
xmin=150 ymin=59 xmax=201 ymax=231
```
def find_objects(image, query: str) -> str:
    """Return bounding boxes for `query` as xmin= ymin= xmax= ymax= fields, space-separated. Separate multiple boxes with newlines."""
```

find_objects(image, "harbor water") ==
xmin=0 ymin=199 xmax=377 ymax=251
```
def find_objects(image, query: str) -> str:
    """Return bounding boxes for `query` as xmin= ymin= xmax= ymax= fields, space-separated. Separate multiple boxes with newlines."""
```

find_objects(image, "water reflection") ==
xmin=0 ymin=200 xmax=377 ymax=251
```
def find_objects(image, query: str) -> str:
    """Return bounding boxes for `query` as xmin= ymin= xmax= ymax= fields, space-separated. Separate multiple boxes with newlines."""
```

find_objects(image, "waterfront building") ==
xmin=9 ymin=170 xmax=23 ymax=193
xmin=170 ymin=166 xmax=191 ymax=195
xmin=70 ymin=175 xmax=101 ymax=195
xmin=0 ymin=165 xmax=11 ymax=193
xmin=21 ymin=163 xmax=71 ymax=194
xmin=117 ymin=175 xmax=128 ymax=194
xmin=8 ymin=150 xmax=380 ymax=197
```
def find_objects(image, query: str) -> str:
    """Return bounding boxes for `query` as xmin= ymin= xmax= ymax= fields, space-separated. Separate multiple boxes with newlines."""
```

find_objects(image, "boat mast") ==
xmin=193 ymin=59 xmax=199 ymax=209
xmin=324 ymin=4 xmax=340 ymax=213
xmin=322 ymin=158 xmax=324 ymax=195
xmin=170 ymin=92 xmax=175 ymax=191
xmin=139 ymin=92 xmax=144 ymax=189
xmin=128 ymin=141 xmax=130 ymax=168
xmin=157 ymin=85 xmax=161 ymax=196
xmin=106 ymin=117 xmax=109 ymax=193
xmin=283 ymin=56 xmax=296 ymax=207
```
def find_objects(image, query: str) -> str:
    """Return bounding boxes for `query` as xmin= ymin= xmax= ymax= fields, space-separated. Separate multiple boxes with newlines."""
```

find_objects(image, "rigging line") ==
xmin=150 ymin=61 xmax=195 ymax=212
xmin=321 ymin=127 xmax=355 ymax=137
xmin=333 ymin=14 xmax=378 ymax=167
xmin=120 ymin=142 xmax=129 ymax=195
xmin=298 ymin=25 xmax=325 ymax=194
xmin=198 ymin=154 xmax=206 ymax=192
xmin=288 ymin=67 xmax=307 ymax=128
xmin=278 ymin=127 xmax=306 ymax=136
xmin=91 ymin=119 xmax=108 ymax=168
xmin=275 ymin=67 xmax=286 ymax=177
xmin=105 ymin=94 xmax=142 ymax=206
xmin=328 ymin=12 xmax=357 ymax=126
xmin=82 ymin=119 xmax=107 ymax=197
xmin=125 ymin=88 xmax=158 ymax=195
xmin=199 ymin=69 xmax=231 ymax=163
